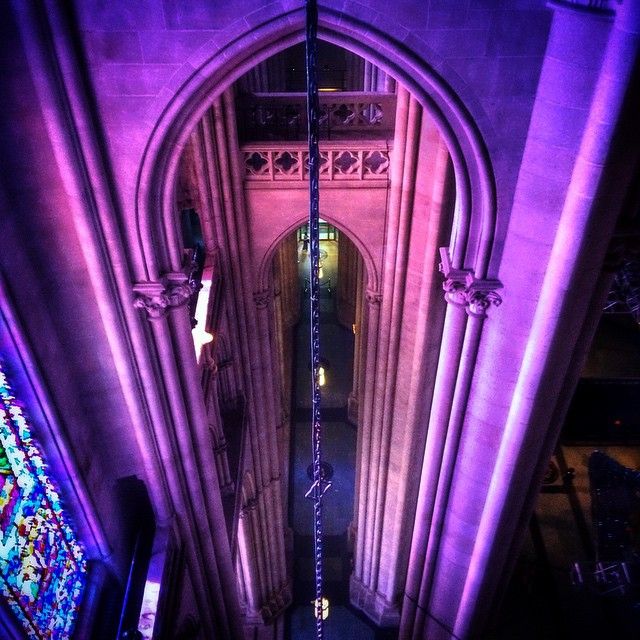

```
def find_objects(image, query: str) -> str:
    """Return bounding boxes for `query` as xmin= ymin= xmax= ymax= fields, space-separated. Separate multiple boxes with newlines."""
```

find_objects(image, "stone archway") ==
xmin=134 ymin=5 xmax=502 ymax=635
xmin=135 ymin=8 xmax=497 ymax=283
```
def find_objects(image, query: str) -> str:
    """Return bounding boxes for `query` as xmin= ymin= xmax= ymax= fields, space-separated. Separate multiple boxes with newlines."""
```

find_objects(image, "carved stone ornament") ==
xmin=439 ymin=247 xmax=502 ymax=317
xmin=239 ymin=496 xmax=258 ymax=518
xmin=253 ymin=289 xmax=272 ymax=308
xmin=365 ymin=289 xmax=382 ymax=305
xmin=133 ymin=272 xmax=198 ymax=320
xmin=467 ymin=285 xmax=503 ymax=317
xmin=132 ymin=281 xmax=168 ymax=319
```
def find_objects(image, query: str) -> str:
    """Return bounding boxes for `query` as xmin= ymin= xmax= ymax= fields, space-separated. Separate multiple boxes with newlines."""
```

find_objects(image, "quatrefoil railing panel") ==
xmin=243 ymin=143 xmax=391 ymax=182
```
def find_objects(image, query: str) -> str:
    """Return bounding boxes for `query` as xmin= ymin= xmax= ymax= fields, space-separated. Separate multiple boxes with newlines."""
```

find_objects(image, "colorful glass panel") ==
xmin=0 ymin=362 xmax=86 ymax=639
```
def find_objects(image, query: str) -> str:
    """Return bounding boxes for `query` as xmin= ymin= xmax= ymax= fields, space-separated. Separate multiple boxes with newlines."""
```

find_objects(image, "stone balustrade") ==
xmin=242 ymin=141 xmax=391 ymax=183
xmin=236 ymin=91 xmax=396 ymax=141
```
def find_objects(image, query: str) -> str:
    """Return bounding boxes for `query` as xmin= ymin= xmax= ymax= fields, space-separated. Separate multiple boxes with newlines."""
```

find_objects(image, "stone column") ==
xmin=336 ymin=232 xmax=362 ymax=330
xmin=351 ymin=88 xmax=456 ymax=625
xmin=205 ymin=362 xmax=234 ymax=496
xmin=194 ymin=88 xmax=290 ymax=626
xmin=348 ymin=258 xmax=366 ymax=425
xmin=271 ymin=233 xmax=299 ymax=516
xmin=344 ymin=50 xmax=365 ymax=91
xmin=363 ymin=60 xmax=392 ymax=93
xmin=133 ymin=279 xmax=245 ymax=638
xmin=453 ymin=4 xmax=640 ymax=637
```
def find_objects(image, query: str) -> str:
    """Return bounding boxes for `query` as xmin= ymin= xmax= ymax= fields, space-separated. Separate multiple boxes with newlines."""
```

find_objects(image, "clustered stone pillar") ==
xmin=132 ymin=280 xmax=245 ymax=637
xmin=271 ymin=233 xmax=300 ymax=517
xmin=336 ymin=232 xmax=362 ymax=330
xmin=336 ymin=233 xmax=366 ymax=425
xmin=348 ymin=259 xmax=366 ymax=425
xmin=351 ymin=85 xmax=456 ymax=625
xmin=363 ymin=59 xmax=395 ymax=93
xmin=400 ymin=2 xmax=639 ymax=638
xmin=237 ymin=51 xmax=287 ymax=93
xmin=183 ymin=88 xmax=291 ymax=628
xmin=204 ymin=362 xmax=234 ymax=496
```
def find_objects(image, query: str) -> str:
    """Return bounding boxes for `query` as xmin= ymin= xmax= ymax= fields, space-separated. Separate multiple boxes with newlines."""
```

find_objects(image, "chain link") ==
xmin=305 ymin=1 xmax=329 ymax=637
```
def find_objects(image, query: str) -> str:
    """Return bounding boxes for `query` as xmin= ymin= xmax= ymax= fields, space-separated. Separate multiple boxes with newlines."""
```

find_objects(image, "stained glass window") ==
xmin=0 ymin=361 xmax=86 ymax=639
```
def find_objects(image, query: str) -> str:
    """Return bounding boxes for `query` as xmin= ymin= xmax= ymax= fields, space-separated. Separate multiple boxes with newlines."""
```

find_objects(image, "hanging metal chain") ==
xmin=304 ymin=0 xmax=330 ymax=637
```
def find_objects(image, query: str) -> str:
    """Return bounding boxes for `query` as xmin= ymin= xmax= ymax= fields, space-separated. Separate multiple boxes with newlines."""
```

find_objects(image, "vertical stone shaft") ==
xmin=400 ymin=298 xmax=468 ymax=639
xmin=354 ymin=85 xmax=412 ymax=592
xmin=225 ymin=86 xmax=288 ymax=614
xmin=381 ymin=134 xmax=455 ymax=603
xmin=348 ymin=246 xmax=365 ymax=425
xmin=352 ymin=87 xmax=454 ymax=625
xmin=207 ymin=378 xmax=234 ymax=495
xmin=272 ymin=233 xmax=300 ymax=515
xmin=197 ymin=89 xmax=289 ymax=622
xmin=336 ymin=232 xmax=361 ymax=329
xmin=366 ymin=91 xmax=421 ymax=594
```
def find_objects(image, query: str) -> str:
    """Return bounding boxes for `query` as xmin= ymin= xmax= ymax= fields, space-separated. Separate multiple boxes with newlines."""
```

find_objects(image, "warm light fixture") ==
xmin=312 ymin=597 xmax=330 ymax=620
xmin=192 ymin=326 xmax=214 ymax=359
xmin=318 ymin=366 xmax=326 ymax=387
xmin=199 ymin=329 xmax=215 ymax=345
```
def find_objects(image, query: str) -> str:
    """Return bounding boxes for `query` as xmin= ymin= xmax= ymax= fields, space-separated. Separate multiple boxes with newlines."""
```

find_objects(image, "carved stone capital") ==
xmin=253 ymin=289 xmax=272 ymax=309
xmin=132 ymin=281 xmax=169 ymax=319
xmin=439 ymin=247 xmax=502 ymax=317
xmin=213 ymin=440 xmax=228 ymax=454
xmin=164 ymin=272 xmax=197 ymax=308
xmin=365 ymin=289 xmax=382 ymax=305
xmin=133 ymin=272 xmax=198 ymax=320
xmin=467 ymin=284 xmax=503 ymax=317
xmin=239 ymin=497 xmax=258 ymax=518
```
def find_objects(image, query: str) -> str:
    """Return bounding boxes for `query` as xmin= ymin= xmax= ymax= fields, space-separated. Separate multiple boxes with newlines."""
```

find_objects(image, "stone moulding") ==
xmin=439 ymin=247 xmax=502 ymax=317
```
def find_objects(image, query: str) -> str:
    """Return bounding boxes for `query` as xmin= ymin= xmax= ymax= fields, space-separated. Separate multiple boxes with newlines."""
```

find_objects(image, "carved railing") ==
xmin=242 ymin=142 xmax=391 ymax=183
xmin=236 ymin=91 xmax=396 ymax=141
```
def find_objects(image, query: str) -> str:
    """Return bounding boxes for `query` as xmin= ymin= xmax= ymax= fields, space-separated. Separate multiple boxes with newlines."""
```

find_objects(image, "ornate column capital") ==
xmin=239 ymin=497 xmax=258 ymax=518
xmin=365 ymin=289 xmax=382 ymax=305
xmin=133 ymin=272 xmax=198 ymax=320
xmin=253 ymin=288 xmax=272 ymax=309
xmin=132 ymin=281 xmax=168 ymax=319
xmin=439 ymin=248 xmax=502 ymax=317
xmin=164 ymin=272 xmax=196 ymax=307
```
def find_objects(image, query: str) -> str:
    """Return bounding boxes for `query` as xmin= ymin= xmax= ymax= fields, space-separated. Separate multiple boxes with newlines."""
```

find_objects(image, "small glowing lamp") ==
xmin=193 ymin=328 xmax=214 ymax=345
xmin=318 ymin=366 xmax=326 ymax=387
xmin=318 ymin=263 xmax=324 ymax=280
xmin=311 ymin=597 xmax=330 ymax=620
xmin=192 ymin=327 xmax=214 ymax=360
